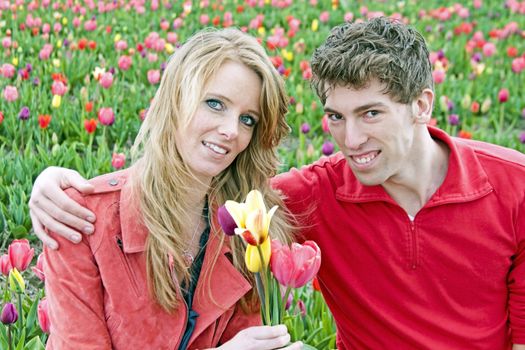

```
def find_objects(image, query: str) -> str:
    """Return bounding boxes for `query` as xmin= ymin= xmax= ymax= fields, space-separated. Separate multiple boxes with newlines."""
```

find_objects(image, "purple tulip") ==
xmin=218 ymin=205 xmax=237 ymax=236
xmin=18 ymin=106 xmax=30 ymax=120
xmin=519 ymin=132 xmax=525 ymax=144
xmin=301 ymin=122 xmax=310 ymax=134
xmin=448 ymin=114 xmax=460 ymax=126
xmin=322 ymin=141 xmax=334 ymax=156
xmin=1 ymin=303 xmax=18 ymax=324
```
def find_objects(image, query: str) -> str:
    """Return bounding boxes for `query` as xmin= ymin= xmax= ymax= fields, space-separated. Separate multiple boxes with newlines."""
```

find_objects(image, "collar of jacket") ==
xmin=117 ymin=171 xmax=254 ymax=342
xmin=335 ymin=126 xmax=493 ymax=206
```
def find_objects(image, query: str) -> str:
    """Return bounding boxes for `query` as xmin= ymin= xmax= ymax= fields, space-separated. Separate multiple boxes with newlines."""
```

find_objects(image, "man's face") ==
xmin=324 ymin=79 xmax=427 ymax=188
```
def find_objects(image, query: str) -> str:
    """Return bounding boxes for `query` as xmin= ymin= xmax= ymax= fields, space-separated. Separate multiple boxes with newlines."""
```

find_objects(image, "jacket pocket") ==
xmin=115 ymin=235 xmax=141 ymax=297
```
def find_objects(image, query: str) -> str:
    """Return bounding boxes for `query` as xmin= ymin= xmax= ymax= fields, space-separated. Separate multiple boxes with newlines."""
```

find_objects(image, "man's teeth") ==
xmin=354 ymin=153 xmax=376 ymax=164
xmin=204 ymin=141 xmax=227 ymax=154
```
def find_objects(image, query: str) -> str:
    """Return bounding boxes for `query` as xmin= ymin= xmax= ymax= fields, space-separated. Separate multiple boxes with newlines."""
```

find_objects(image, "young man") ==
xmin=29 ymin=18 xmax=525 ymax=349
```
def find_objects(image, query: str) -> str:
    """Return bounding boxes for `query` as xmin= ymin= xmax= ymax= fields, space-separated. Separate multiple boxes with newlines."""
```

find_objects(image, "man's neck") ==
xmin=382 ymin=130 xmax=450 ymax=217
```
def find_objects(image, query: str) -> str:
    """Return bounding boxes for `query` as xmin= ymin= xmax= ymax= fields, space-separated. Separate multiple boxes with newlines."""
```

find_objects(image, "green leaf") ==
xmin=15 ymin=328 xmax=26 ymax=350
xmin=24 ymin=336 xmax=45 ymax=350
xmin=25 ymin=294 xmax=40 ymax=336
xmin=11 ymin=225 xmax=28 ymax=239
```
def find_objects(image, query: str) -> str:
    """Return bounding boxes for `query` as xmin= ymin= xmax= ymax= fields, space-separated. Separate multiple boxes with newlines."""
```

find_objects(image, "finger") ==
xmin=30 ymin=205 xmax=83 ymax=243
xmin=30 ymin=210 xmax=59 ymax=250
xmin=39 ymin=186 xmax=96 ymax=224
xmin=280 ymin=341 xmax=303 ymax=350
xmin=62 ymin=170 xmax=95 ymax=194
xmin=253 ymin=325 xmax=288 ymax=339
xmin=32 ymin=195 xmax=94 ymax=234
xmin=255 ymin=333 xmax=291 ymax=349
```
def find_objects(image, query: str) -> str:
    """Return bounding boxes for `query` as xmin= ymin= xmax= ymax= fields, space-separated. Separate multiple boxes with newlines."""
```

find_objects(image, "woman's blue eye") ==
xmin=206 ymin=99 xmax=223 ymax=110
xmin=240 ymin=115 xmax=257 ymax=127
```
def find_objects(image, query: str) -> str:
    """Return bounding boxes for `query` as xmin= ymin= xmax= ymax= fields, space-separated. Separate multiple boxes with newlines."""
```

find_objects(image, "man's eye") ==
xmin=364 ymin=110 xmax=379 ymax=119
xmin=327 ymin=113 xmax=343 ymax=121
xmin=206 ymin=99 xmax=224 ymax=111
xmin=240 ymin=115 xmax=257 ymax=127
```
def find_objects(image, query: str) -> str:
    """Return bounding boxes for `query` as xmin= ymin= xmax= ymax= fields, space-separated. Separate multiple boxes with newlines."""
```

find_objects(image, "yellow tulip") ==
xmin=9 ymin=268 xmax=25 ymax=293
xmin=245 ymin=238 xmax=271 ymax=272
xmin=165 ymin=43 xmax=174 ymax=54
xmin=114 ymin=34 xmax=122 ymax=43
xmin=52 ymin=94 xmax=61 ymax=108
xmin=312 ymin=19 xmax=319 ymax=32
xmin=62 ymin=17 xmax=68 ymax=25
xmin=224 ymin=190 xmax=278 ymax=246
xmin=12 ymin=57 xmax=18 ymax=66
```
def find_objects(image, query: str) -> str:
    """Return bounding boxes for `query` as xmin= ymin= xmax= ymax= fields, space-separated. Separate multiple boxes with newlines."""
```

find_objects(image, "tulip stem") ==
xmin=281 ymin=286 xmax=292 ymax=323
xmin=256 ymin=244 xmax=271 ymax=325
xmin=17 ymin=293 xmax=23 ymax=336
xmin=8 ymin=325 xmax=12 ymax=350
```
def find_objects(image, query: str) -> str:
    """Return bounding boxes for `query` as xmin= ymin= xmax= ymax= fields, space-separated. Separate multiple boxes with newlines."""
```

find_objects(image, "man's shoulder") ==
xmin=64 ymin=169 xmax=130 ymax=205
xmin=274 ymin=153 xmax=347 ymax=187
xmin=456 ymin=138 xmax=525 ymax=171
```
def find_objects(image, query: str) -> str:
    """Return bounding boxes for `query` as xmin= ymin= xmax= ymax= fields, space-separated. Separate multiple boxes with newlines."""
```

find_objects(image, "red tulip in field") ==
xmin=111 ymin=153 xmax=126 ymax=169
xmin=270 ymin=240 xmax=321 ymax=288
xmin=8 ymin=239 xmax=35 ymax=272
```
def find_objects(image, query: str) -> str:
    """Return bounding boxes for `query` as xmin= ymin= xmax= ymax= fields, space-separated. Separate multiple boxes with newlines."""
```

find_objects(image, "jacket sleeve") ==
xmin=509 ymin=196 xmax=525 ymax=344
xmin=218 ymin=303 xmax=262 ymax=344
xmin=43 ymin=190 xmax=112 ymax=349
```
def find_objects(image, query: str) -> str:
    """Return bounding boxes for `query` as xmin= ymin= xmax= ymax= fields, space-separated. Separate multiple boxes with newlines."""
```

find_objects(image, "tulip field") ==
xmin=1 ymin=0 xmax=524 ymax=348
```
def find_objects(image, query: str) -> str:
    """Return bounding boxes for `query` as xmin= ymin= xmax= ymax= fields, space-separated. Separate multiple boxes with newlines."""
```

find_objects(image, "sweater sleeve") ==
xmin=43 ymin=190 xmax=112 ymax=349
xmin=509 ymin=195 xmax=525 ymax=344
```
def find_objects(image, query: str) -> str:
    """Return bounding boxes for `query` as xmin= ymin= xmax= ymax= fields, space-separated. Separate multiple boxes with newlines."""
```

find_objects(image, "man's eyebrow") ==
xmin=324 ymin=102 xmax=388 ymax=115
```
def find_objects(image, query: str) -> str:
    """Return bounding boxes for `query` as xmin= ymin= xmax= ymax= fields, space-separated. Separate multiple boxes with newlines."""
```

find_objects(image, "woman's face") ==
xmin=175 ymin=60 xmax=262 ymax=185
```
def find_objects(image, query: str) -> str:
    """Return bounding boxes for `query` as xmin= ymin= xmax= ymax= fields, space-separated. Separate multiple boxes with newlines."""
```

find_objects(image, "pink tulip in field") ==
xmin=32 ymin=253 xmax=45 ymax=281
xmin=38 ymin=298 xmax=50 ymax=333
xmin=167 ymin=32 xmax=178 ymax=44
xmin=1 ymin=63 xmax=15 ymax=78
xmin=498 ymin=88 xmax=509 ymax=103
xmin=3 ymin=85 xmax=18 ymax=102
xmin=39 ymin=43 xmax=52 ymax=60
xmin=0 ymin=254 xmax=12 ymax=276
xmin=482 ymin=42 xmax=496 ymax=57
xmin=99 ymin=72 xmax=114 ymax=89
xmin=51 ymin=80 xmax=67 ymax=96
xmin=115 ymin=40 xmax=128 ymax=51
xmin=2 ymin=36 xmax=11 ymax=48
xmin=98 ymin=107 xmax=115 ymax=125
xmin=512 ymin=57 xmax=525 ymax=73
xmin=147 ymin=69 xmax=161 ymax=84
xmin=270 ymin=240 xmax=321 ymax=288
xmin=118 ymin=55 xmax=132 ymax=71
xmin=8 ymin=239 xmax=34 ymax=272
xmin=84 ymin=18 xmax=97 ymax=31
xmin=111 ymin=153 xmax=126 ymax=169
xmin=432 ymin=69 xmax=446 ymax=84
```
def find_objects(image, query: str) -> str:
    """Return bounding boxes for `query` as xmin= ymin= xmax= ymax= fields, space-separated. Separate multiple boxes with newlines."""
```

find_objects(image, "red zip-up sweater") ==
xmin=272 ymin=127 xmax=525 ymax=349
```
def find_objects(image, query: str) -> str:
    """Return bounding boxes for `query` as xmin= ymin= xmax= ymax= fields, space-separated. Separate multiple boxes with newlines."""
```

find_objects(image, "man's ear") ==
xmin=412 ymin=88 xmax=434 ymax=124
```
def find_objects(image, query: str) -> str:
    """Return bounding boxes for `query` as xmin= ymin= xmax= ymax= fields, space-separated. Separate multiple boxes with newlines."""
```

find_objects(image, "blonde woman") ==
xmin=40 ymin=28 xmax=302 ymax=350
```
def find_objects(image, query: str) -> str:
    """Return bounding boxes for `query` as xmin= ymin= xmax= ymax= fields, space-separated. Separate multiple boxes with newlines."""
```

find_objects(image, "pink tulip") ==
xmin=99 ymin=72 xmax=114 ymax=89
xmin=31 ymin=253 xmax=45 ymax=281
xmin=38 ymin=298 xmax=50 ymax=333
xmin=2 ymin=37 xmax=11 ymax=48
xmin=8 ymin=239 xmax=35 ymax=272
xmin=111 ymin=152 xmax=126 ymax=169
xmin=118 ymin=55 xmax=132 ymax=71
xmin=319 ymin=11 xmax=330 ymax=23
xmin=3 ymin=85 xmax=18 ymax=102
xmin=200 ymin=14 xmax=210 ymax=25
xmin=321 ymin=114 xmax=329 ymax=133
xmin=115 ymin=40 xmax=128 ymax=51
xmin=0 ymin=254 xmax=12 ymax=276
xmin=147 ymin=69 xmax=160 ymax=84
xmin=51 ymin=80 xmax=67 ymax=96
xmin=498 ymin=88 xmax=509 ymax=103
xmin=512 ymin=57 xmax=525 ymax=73
xmin=270 ymin=240 xmax=321 ymax=288
xmin=98 ymin=107 xmax=115 ymax=125
xmin=1 ymin=63 xmax=15 ymax=78
xmin=84 ymin=18 xmax=97 ymax=31
xmin=482 ymin=42 xmax=496 ymax=57
xmin=432 ymin=69 xmax=446 ymax=84
xmin=166 ymin=32 xmax=178 ymax=44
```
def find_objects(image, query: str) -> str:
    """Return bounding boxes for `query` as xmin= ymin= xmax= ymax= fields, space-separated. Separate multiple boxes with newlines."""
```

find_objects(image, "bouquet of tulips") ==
xmin=218 ymin=190 xmax=321 ymax=344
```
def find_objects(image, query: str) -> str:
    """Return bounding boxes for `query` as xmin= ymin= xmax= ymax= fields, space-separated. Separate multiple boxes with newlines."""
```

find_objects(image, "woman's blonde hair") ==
xmin=130 ymin=28 xmax=292 ymax=312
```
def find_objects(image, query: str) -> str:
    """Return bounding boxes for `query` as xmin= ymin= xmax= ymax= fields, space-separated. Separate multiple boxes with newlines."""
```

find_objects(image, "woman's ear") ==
xmin=412 ymin=88 xmax=434 ymax=124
